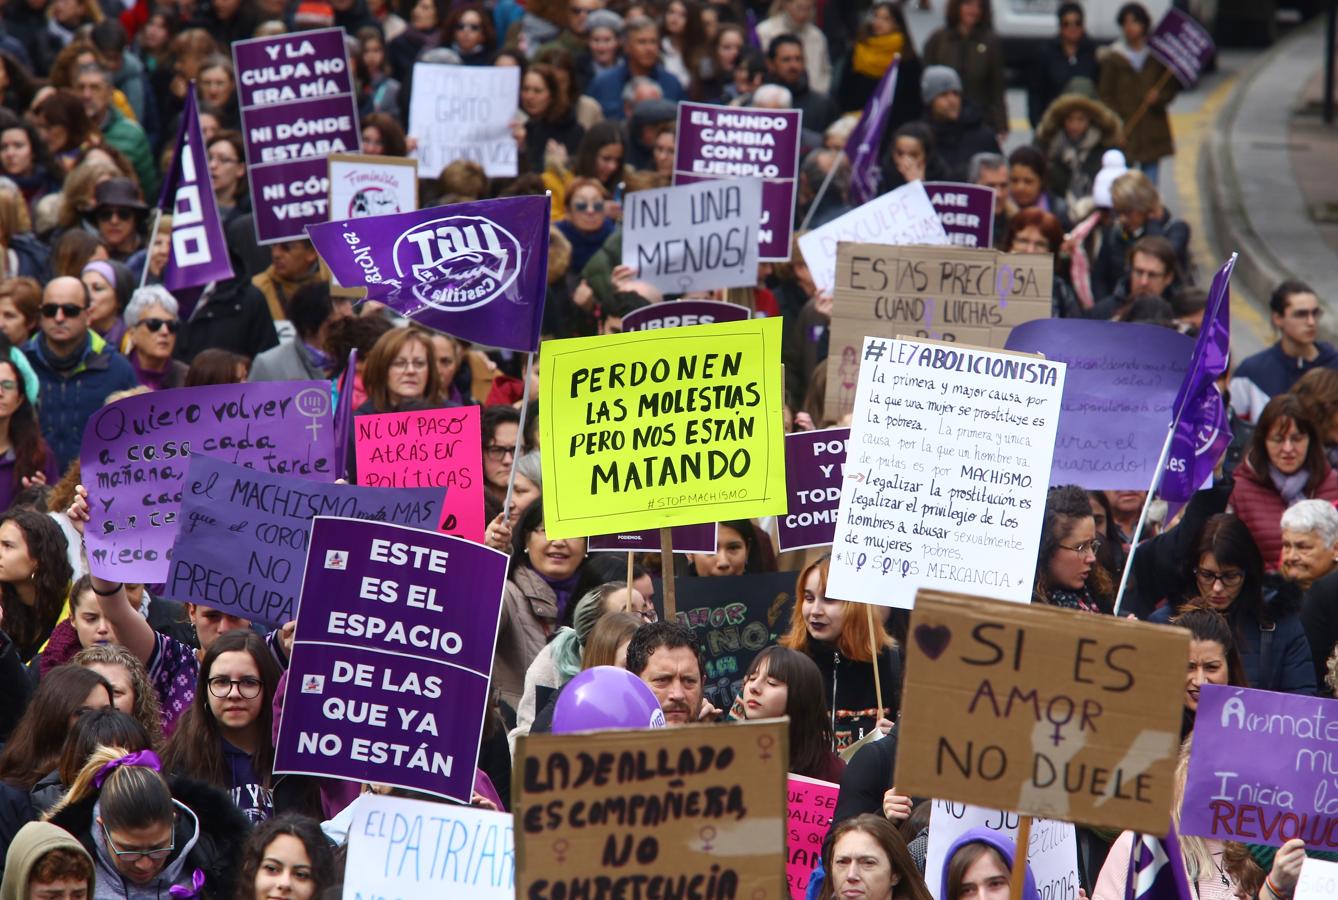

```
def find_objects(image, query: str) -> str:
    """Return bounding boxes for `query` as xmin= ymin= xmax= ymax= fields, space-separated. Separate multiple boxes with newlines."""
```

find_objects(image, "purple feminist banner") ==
xmin=158 ymin=89 xmax=233 ymax=293
xmin=233 ymin=27 xmax=359 ymax=244
xmin=1161 ymin=254 xmax=1234 ymax=502
xmin=1181 ymin=684 xmax=1338 ymax=850
xmin=673 ymin=102 xmax=800 ymax=262
xmin=274 ymin=516 xmax=507 ymax=802
xmin=306 ymin=195 xmax=551 ymax=352
xmin=80 ymin=381 xmax=337 ymax=583
xmin=621 ymin=300 xmax=750 ymax=332
xmin=1005 ymin=319 xmax=1192 ymax=490
xmin=778 ymin=428 xmax=849 ymax=552
xmin=845 ymin=58 xmax=899 ymax=206
xmin=167 ymin=455 xmax=441 ymax=626
xmin=1149 ymin=8 xmax=1216 ymax=88
xmin=923 ymin=182 xmax=996 ymax=249
xmin=588 ymin=523 xmax=718 ymax=554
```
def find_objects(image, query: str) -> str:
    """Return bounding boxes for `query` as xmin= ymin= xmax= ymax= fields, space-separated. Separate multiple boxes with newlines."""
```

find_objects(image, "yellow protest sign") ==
xmin=515 ymin=720 xmax=789 ymax=899
xmin=896 ymin=590 xmax=1187 ymax=835
xmin=539 ymin=318 xmax=787 ymax=539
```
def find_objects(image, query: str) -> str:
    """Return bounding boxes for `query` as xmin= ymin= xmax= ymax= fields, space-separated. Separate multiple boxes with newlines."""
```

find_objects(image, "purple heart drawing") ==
xmin=914 ymin=624 xmax=951 ymax=660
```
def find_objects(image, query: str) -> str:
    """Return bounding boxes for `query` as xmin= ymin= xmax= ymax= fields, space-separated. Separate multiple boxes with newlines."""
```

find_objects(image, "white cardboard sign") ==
xmin=409 ymin=64 xmax=519 ymax=178
xmin=622 ymin=179 xmax=762 ymax=294
xmin=924 ymin=801 xmax=1080 ymax=900
xmin=798 ymin=181 xmax=948 ymax=292
xmin=826 ymin=337 xmax=1064 ymax=607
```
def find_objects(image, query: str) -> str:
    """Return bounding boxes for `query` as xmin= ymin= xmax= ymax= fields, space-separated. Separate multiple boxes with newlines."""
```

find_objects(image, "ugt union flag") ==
xmin=307 ymin=195 xmax=551 ymax=353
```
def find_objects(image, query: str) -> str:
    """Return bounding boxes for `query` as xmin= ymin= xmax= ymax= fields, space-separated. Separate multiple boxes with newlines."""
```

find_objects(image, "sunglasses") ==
xmin=41 ymin=303 xmax=84 ymax=319
xmin=140 ymin=317 xmax=180 ymax=333
xmin=455 ymin=21 xmax=481 ymax=30
xmin=572 ymin=201 xmax=605 ymax=213
xmin=95 ymin=206 xmax=137 ymax=222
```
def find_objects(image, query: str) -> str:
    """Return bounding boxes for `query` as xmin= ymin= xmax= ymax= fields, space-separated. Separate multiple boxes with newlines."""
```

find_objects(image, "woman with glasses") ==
xmin=1032 ymin=484 xmax=1113 ymax=612
xmin=1150 ymin=514 xmax=1316 ymax=695
xmin=1231 ymin=394 xmax=1338 ymax=570
xmin=356 ymin=326 xmax=443 ymax=417
xmin=556 ymin=178 xmax=614 ymax=273
xmin=444 ymin=3 xmax=496 ymax=66
xmin=122 ymin=286 xmax=186 ymax=391
xmin=44 ymin=744 xmax=249 ymax=898
xmin=161 ymin=629 xmax=282 ymax=822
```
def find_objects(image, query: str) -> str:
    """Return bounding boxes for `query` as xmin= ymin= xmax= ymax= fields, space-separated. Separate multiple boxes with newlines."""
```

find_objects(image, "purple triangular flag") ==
xmin=334 ymin=348 xmax=356 ymax=481
xmin=1160 ymin=253 xmax=1235 ymax=502
xmin=307 ymin=195 xmax=551 ymax=353
xmin=158 ymin=86 xmax=234 ymax=292
xmin=845 ymin=57 xmax=900 ymax=206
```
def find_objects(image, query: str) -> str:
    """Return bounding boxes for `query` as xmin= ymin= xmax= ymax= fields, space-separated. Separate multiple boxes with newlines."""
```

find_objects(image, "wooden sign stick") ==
xmin=660 ymin=527 xmax=677 ymax=621
xmin=626 ymin=551 xmax=635 ymax=612
xmin=1011 ymin=815 xmax=1032 ymax=900
xmin=865 ymin=604 xmax=884 ymax=721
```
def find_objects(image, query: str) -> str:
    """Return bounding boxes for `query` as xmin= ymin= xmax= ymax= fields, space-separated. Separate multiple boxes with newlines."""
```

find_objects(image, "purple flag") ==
xmin=844 ymin=57 xmax=900 ymax=206
xmin=157 ymin=88 xmax=233 ymax=291
xmin=1123 ymin=824 xmax=1194 ymax=900
xmin=307 ymin=195 xmax=550 ymax=352
xmin=334 ymin=348 xmax=356 ymax=480
xmin=1159 ymin=254 xmax=1234 ymax=502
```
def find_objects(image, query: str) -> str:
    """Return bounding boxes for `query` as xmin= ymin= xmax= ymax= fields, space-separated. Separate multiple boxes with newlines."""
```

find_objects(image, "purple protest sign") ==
xmin=778 ymin=428 xmax=849 ymax=552
xmin=1005 ymin=319 xmax=1192 ymax=490
xmin=1181 ymin=684 xmax=1338 ymax=850
xmin=1149 ymin=8 xmax=1216 ymax=88
xmin=274 ymin=516 xmax=507 ymax=802
xmin=233 ymin=28 xmax=360 ymax=244
xmin=673 ymin=102 xmax=800 ymax=262
xmin=621 ymin=300 xmax=750 ymax=332
xmin=923 ymin=182 xmax=997 ymax=249
xmin=588 ymin=523 xmax=718 ymax=554
xmin=167 ymin=455 xmax=441 ymax=626
xmin=306 ymin=195 xmax=551 ymax=353
xmin=158 ymin=89 xmax=233 ymax=293
xmin=80 ymin=381 xmax=337 ymax=583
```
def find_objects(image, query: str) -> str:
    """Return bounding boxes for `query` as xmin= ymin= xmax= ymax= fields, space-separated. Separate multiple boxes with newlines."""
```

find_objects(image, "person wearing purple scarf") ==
xmin=493 ymin=499 xmax=590 ymax=710
xmin=124 ymin=286 xmax=188 ymax=391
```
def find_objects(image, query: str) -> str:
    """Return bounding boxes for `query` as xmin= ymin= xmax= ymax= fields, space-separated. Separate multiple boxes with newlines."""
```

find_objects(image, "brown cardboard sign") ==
xmin=895 ymin=590 xmax=1188 ymax=835
xmin=515 ymin=720 xmax=789 ymax=899
xmin=825 ymin=244 xmax=1053 ymax=419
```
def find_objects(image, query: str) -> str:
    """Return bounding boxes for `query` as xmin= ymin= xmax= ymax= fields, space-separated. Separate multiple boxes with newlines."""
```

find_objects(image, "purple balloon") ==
xmin=551 ymin=666 xmax=667 ymax=733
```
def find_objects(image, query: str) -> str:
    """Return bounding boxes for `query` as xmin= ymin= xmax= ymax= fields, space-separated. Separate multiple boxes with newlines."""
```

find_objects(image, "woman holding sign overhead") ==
xmin=779 ymin=555 xmax=900 ymax=752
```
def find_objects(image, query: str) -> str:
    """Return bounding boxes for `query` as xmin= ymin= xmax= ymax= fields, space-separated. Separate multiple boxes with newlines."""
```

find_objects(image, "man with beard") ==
xmin=626 ymin=621 xmax=709 ymax=726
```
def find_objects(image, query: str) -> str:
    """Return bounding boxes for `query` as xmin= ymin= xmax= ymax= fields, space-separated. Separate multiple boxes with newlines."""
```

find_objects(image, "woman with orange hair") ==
xmin=779 ymin=555 xmax=902 ymax=751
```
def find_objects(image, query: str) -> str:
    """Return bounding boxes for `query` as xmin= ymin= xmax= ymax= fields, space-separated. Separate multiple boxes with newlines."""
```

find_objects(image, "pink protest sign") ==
xmin=353 ymin=406 xmax=484 ymax=542
xmin=787 ymin=774 xmax=839 ymax=899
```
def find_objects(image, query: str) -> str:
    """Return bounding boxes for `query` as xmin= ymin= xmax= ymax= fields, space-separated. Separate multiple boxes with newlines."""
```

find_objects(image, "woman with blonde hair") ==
xmin=780 ymin=555 xmax=901 ymax=750
xmin=73 ymin=642 xmax=166 ymax=747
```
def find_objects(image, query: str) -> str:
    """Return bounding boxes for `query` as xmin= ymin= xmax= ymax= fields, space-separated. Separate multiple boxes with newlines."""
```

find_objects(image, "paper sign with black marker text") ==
xmin=622 ymin=179 xmax=761 ymax=294
xmin=924 ymin=802 xmax=1079 ymax=900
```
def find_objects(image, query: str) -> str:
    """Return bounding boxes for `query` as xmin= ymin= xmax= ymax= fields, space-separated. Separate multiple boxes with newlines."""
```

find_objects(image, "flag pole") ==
xmin=660 ymin=528 xmax=677 ymax=622
xmin=798 ymin=151 xmax=846 ymax=233
xmin=140 ymin=208 xmax=163 ymax=289
xmin=1111 ymin=423 xmax=1176 ymax=616
xmin=1010 ymin=816 xmax=1032 ymax=900
xmin=502 ymin=350 xmax=535 ymax=524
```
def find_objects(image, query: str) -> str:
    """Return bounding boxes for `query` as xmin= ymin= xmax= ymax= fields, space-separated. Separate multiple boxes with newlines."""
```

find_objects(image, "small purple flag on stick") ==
xmin=1123 ymin=823 xmax=1194 ymax=900
xmin=1159 ymin=253 xmax=1235 ymax=502
xmin=307 ymin=195 xmax=551 ymax=353
xmin=844 ymin=57 xmax=900 ymax=206
xmin=157 ymin=87 xmax=234 ymax=292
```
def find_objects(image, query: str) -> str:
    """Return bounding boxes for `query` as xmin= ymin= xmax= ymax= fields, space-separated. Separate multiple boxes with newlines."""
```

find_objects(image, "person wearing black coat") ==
xmin=1026 ymin=3 xmax=1100 ymax=127
xmin=174 ymin=251 xmax=279 ymax=364
xmin=920 ymin=66 xmax=1000 ymax=183
xmin=832 ymin=729 xmax=898 ymax=825
xmin=47 ymin=774 xmax=250 ymax=900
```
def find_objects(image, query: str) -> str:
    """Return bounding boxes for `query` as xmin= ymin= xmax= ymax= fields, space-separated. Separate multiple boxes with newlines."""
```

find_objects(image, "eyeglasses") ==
xmin=572 ymin=201 xmax=605 ymax=213
xmin=389 ymin=358 xmax=428 ymax=371
xmin=41 ymin=303 xmax=84 ymax=319
xmin=206 ymin=675 xmax=264 ymax=699
xmin=1060 ymin=17 xmax=1082 ymax=27
xmin=0 ymin=380 xmax=18 ymax=393
xmin=95 ymin=207 xmax=137 ymax=223
xmin=101 ymin=823 xmax=175 ymax=862
xmin=484 ymin=444 xmax=516 ymax=461
xmin=1057 ymin=539 xmax=1102 ymax=557
xmin=208 ymin=153 xmax=240 ymax=165
xmin=1194 ymin=567 xmax=1244 ymax=589
xmin=455 ymin=20 xmax=481 ymax=30
xmin=140 ymin=317 xmax=179 ymax=334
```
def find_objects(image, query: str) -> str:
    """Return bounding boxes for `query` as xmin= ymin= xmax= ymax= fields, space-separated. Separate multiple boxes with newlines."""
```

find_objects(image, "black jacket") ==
xmin=175 ymin=263 xmax=279 ymax=364
xmin=1027 ymin=37 xmax=1100 ymax=127
xmin=925 ymin=103 xmax=1002 ymax=182
xmin=48 ymin=774 xmax=249 ymax=900
xmin=522 ymin=115 xmax=585 ymax=175
xmin=765 ymin=75 xmax=839 ymax=133
xmin=832 ymin=729 xmax=898 ymax=825
xmin=804 ymin=642 xmax=902 ymax=752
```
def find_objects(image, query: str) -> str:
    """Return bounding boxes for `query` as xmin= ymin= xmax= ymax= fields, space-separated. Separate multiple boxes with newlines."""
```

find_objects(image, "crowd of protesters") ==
xmin=0 ymin=0 xmax=1325 ymax=897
